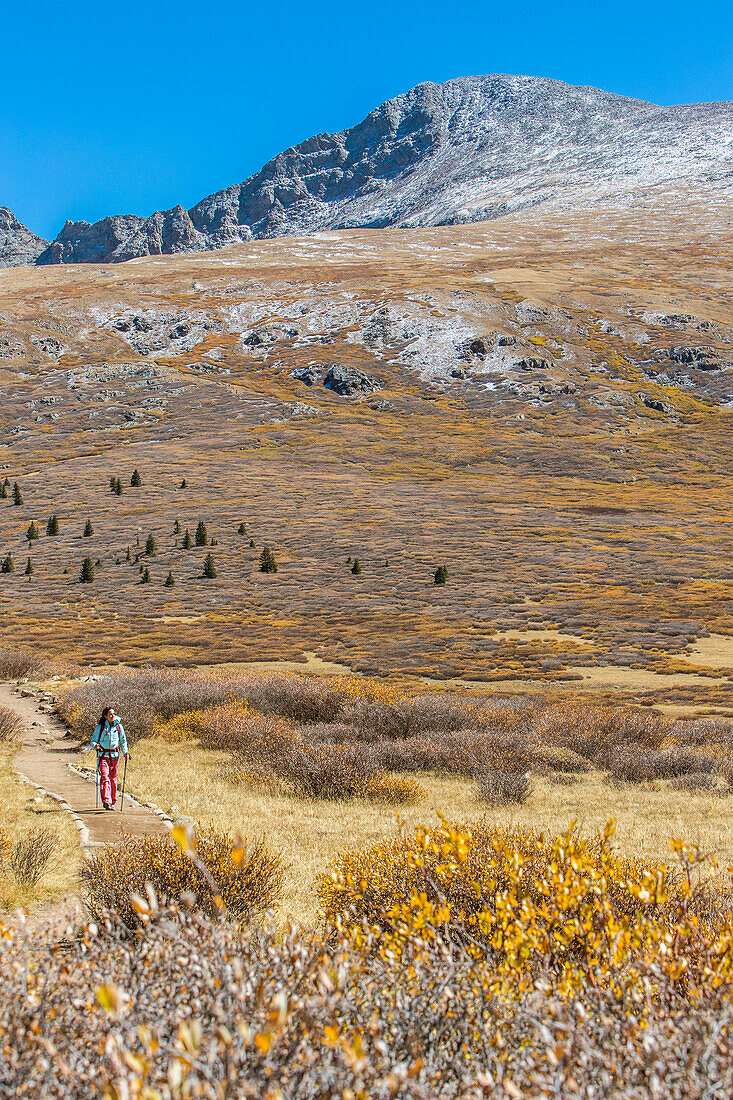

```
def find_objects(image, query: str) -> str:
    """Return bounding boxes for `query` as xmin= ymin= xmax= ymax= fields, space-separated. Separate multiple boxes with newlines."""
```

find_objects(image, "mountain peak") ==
xmin=9 ymin=73 xmax=733 ymax=267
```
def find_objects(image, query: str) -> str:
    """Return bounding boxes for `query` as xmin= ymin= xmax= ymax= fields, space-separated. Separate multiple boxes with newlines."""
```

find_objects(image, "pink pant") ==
xmin=98 ymin=756 xmax=119 ymax=806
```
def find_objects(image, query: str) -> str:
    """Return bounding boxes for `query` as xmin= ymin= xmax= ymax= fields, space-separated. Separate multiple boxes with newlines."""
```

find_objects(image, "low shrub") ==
xmin=275 ymin=742 xmax=373 ymax=799
xmin=159 ymin=703 xmax=421 ymax=803
xmin=59 ymin=669 xmax=254 ymax=743
xmin=0 ymin=647 xmax=46 ymax=680
xmin=157 ymin=701 xmax=293 ymax=753
xmin=9 ymin=828 xmax=58 ymax=887
xmin=0 ymin=706 xmax=22 ymax=743
xmin=3 ymin=898 xmax=733 ymax=1097
xmin=477 ymin=768 xmax=532 ymax=805
xmin=243 ymin=674 xmax=401 ymax=724
xmin=671 ymin=772 xmax=727 ymax=795
xmin=533 ymin=743 xmax=591 ymax=773
xmin=353 ymin=773 xmax=425 ymax=805
xmin=335 ymin=727 xmax=532 ymax=778
xmin=339 ymin=693 xmax=496 ymax=740
xmin=320 ymin=819 xmax=733 ymax=998
xmin=534 ymin=702 xmax=671 ymax=759
xmin=603 ymin=746 xmax=709 ymax=783
xmin=83 ymin=827 xmax=283 ymax=928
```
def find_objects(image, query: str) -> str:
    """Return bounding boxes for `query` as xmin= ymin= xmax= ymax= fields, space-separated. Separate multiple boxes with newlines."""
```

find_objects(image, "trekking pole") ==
xmin=120 ymin=756 xmax=128 ymax=812
xmin=95 ymin=753 xmax=99 ymax=809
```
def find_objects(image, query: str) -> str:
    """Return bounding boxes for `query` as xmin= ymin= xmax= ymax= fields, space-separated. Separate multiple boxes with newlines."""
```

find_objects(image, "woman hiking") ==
xmin=90 ymin=706 xmax=129 ymax=810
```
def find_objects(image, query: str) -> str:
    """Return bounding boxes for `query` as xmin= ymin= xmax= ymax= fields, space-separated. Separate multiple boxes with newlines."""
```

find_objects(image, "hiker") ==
xmin=90 ymin=706 xmax=129 ymax=810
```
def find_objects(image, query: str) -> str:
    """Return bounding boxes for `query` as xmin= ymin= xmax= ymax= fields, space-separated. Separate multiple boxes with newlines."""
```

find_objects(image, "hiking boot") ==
xmin=102 ymin=801 xmax=112 ymax=810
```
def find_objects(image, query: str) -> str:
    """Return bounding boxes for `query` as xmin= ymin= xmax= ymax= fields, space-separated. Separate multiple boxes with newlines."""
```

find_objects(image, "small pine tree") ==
xmin=238 ymin=523 xmax=246 ymax=535
xmin=131 ymin=469 xmax=142 ymax=487
xmin=202 ymin=553 xmax=217 ymax=578
xmin=26 ymin=521 xmax=39 ymax=542
xmin=180 ymin=478 xmax=187 ymax=489
xmin=249 ymin=538 xmax=255 ymax=548
xmin=83 ymin=520 xmax=94 ymax=537
xmin=347 ymin=556 xmax=352 ymax=564
xmin=125 ymin=546 xmax=131 ymax=562
xmin=211 ymin=537 xmax=218 ymax=546
xmin=25 ymin=557 xmax=33 ymax=577
xmin=351 ymin=559 xmax=362 ymax=576
xmin=173 ymin=519 xmax=181 ymax=534
xmin=434 ymin=565 xmax=448 ymax=586
xmin=46 ymin=515 xmax=59 ymax=536
xmin=145 ymin=533 xmax=157 ymax=556
xmin=164 ymin=570 xmax=175 ymax=587
xmin=259 ymin=547 xmax=278 ymax=574
xmin=12 ymin=483 xmax=23 ymax=506
xmin=114 ymin=478 xmax=123 ymax=496
xmin=141 ymin=566 xmax=150 ymax=583
xmin=385 ymin=559 xmax=389 ymax=567
xmin=109 ymin=476 xmax=117 ymax=491
xmin=0 ymin=483 xmax=6 ymax=499
xmin=195 ymin=521 xmax=208 ymax=547
xmin=1 ymin=553 xmax=14 ymax=574
xmin=182 ymin=529 xmax=192 ymax=549
xmin=79 ymin=557 xmax=94 ymax=583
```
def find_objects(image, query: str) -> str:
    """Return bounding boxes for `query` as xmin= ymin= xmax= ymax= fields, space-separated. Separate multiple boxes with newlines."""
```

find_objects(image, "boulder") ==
xmin=638 ymin=393 xmax=675 ymax=414
xmin=459 ymin=337 xmax=488 ymax=360
xmin=323 ymin=364 xmax=382 ymax=396
xmin=292 ymin=365 xmax=319 ymax=386
xmin=515 ymin=357 xmax=551 ymax=372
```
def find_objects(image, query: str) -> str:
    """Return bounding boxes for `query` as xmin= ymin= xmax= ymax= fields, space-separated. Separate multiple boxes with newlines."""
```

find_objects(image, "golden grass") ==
xmin=0 ymin=745 xmax=83 ymax=910
xmin=117 ymin=738 xmax=733 ymax=925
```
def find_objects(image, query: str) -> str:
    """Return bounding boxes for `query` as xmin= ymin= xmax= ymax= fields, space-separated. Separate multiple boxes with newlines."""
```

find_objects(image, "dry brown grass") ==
xmin=109 ymin=736 xmax=733 ymax=924
xmin=0 ymin=745 xmax=82 ymax=910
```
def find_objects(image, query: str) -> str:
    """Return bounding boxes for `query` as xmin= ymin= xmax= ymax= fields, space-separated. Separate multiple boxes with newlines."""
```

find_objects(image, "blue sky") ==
xmin=1 ymin=0 xmax=731 ymax=240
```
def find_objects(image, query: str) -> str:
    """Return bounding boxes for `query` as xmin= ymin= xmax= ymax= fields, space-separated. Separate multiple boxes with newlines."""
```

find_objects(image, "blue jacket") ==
xmin=90 ymin=717 xmax=128 ymax=758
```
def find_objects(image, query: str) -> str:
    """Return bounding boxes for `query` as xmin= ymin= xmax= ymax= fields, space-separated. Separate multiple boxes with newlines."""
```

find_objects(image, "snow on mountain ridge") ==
xmin=8 ymin=73 xmax=733 ymax=267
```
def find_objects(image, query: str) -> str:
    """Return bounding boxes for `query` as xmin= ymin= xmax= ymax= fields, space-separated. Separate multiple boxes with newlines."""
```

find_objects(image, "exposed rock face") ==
xmin=0 ymin=208 xmax=48 ymax=267
xmin=12 ymin=73 xmax=733 ymax=266
xmin=37 ymin=215 xmax=145 ymax=265
xmin=667 ymin=346 xmax=722 ymax=370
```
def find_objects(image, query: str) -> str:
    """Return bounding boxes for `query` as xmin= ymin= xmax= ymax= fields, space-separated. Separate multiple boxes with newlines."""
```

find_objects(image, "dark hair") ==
xmin=97 ymin=706 xmax=113 ymax=731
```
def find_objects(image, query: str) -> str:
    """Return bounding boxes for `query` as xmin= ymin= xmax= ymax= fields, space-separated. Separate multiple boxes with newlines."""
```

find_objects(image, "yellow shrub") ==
xmin=353 ymin=774 xmax=425 ymax=804
xmin=83 ymin=826 xmax=283 ymax=928
xmin=320 ymin=818 xmax=733 ymax=999
xmin=156 ymin=702 xmax=294 ymax=752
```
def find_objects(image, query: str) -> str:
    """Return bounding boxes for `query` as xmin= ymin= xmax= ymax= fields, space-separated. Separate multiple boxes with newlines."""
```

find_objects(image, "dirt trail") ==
xmin=1 ymin=683 xmax=166 ymax=849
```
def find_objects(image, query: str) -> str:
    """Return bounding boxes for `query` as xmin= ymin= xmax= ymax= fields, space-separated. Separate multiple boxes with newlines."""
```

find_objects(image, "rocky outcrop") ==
xmin=0 ymin=208 xmax=48 ymax=267
xmin=639 ymin=393 xmax=675 ymax=414
xmin=323 ymin=364 xmax=382 ymax=395
xmin=667 ymin=346 xmax=722 ymax=370
xmin=36 ymin=215 xmax=145 ymax=265
xmin=516 ymin=357 xmax=552 ymax=372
